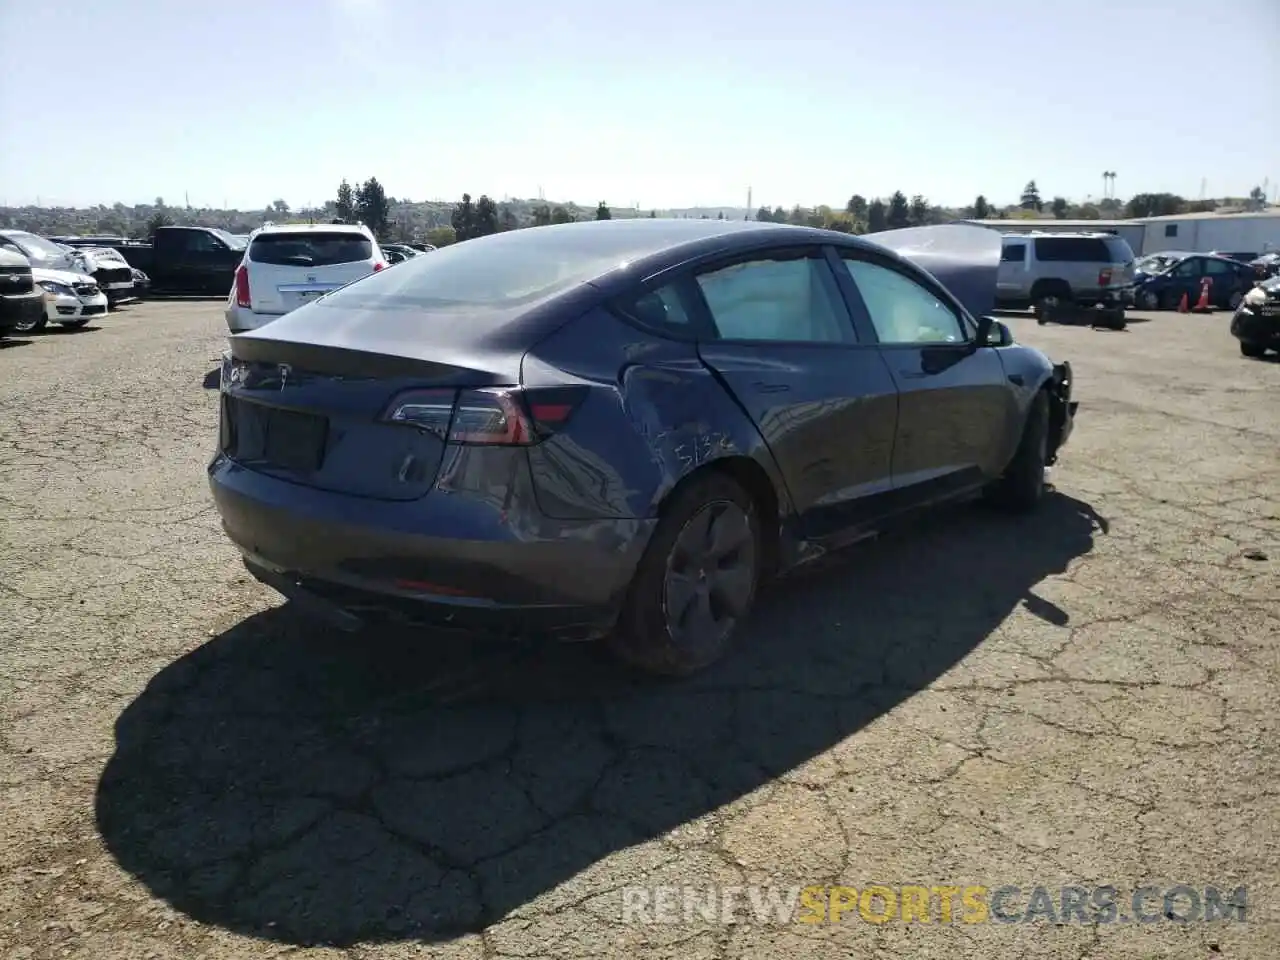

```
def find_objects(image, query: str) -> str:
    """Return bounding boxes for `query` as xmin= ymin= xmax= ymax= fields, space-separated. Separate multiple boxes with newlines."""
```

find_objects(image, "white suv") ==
xmin=225 ymin=223 xmax=386 ymax=333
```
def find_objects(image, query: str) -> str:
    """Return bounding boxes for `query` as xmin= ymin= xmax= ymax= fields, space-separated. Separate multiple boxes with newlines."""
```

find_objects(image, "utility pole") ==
xmin=746 ymin=186 xmax=752 ymax=219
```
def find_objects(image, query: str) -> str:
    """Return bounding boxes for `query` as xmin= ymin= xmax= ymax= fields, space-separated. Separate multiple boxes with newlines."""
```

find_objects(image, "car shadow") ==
xmin=43 ymin=325 xmax=104 ymax=335
xmin=202 ymin=368 xmax=221 ymax=389
xmin=0 ymin=337 xmax=34 ymax=349
xmin=96 ymin=492 xmax=1106 ymax=946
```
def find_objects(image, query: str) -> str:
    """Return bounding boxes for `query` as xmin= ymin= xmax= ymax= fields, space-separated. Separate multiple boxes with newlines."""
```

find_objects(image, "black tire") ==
xmin=11 ymin=310 xmax=47 ymax=334
xmin=609 ymin=473 xmax=761 ymax=676
xmin=1099 ymin=308 xmax=1126 ymax=330
xmin=985 ymin=390 xmax=1049 ymax=513
xmin=1240 ymin=341 xmax=1266 ymax=358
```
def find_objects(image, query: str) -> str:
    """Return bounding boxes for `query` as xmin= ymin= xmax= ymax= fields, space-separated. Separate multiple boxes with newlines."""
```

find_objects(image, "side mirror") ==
xmin=976 ymin=316 xmax=1013 ymax=347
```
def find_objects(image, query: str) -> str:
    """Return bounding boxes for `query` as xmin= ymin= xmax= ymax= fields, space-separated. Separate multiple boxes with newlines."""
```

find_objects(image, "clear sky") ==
xmin=1 ymin=0 xmax=1276 ymax=211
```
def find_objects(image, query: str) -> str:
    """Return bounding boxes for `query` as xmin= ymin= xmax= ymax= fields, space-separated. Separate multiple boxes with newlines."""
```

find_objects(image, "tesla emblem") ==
xmin=278 ymin=363 xmax=291 ymax=390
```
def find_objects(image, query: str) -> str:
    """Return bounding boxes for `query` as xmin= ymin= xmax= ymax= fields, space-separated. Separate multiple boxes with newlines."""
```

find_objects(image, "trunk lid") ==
xmin=221 ymin=337 xmax=523 ymax=501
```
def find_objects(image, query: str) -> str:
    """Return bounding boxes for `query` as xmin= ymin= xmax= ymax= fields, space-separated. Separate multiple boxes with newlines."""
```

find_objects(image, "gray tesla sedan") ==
xmin=209 ymin=218 xmax=1077 ymax=675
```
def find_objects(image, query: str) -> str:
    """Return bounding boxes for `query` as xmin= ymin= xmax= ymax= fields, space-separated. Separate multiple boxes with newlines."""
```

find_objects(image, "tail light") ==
xmin=373 ymin=261 xmax=386 ymax=272
xmin=380 ymin=386 xmax=587 ymax=445
xmin=1098 ymin=267 xmax=1113 ymax=287
xmin=234 ymin=264 xmax=250 ymax=307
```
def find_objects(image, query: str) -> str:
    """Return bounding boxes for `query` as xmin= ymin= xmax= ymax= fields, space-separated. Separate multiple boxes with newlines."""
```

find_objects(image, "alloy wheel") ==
xmin=662 ymin=500 xmax=756 ymax=652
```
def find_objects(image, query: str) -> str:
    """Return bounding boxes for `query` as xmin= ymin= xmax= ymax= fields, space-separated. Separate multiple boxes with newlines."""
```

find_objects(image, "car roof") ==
xmin=251 ymin=223 xmax=373 ymax=237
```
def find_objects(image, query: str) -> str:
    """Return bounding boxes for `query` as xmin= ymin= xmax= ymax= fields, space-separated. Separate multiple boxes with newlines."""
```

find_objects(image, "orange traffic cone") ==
xmin=1177 ymin=292 xmax=1189 ymax=312
xmin=1192 ymin=277 xmax=1212 ymax=313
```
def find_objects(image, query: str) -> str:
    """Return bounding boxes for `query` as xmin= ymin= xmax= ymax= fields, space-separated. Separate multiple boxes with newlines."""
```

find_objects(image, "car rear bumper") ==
xmin=208 ymin=453 xmax=656 ymax=640
xmin=1231 ymin=306 xmax=1280 ymax=345
xmin=226 ymin=304 xmax=284 ymax=334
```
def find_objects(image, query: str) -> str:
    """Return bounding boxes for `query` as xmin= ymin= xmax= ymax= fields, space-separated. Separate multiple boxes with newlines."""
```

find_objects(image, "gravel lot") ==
xmin=2 ymin=301 xmax=1277 ymax=960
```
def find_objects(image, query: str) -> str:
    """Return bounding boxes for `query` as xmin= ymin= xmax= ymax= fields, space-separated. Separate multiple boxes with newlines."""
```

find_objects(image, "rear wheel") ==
xmin=1138 ymin=288 xmax=1160 ymax=310
xmin=985 ymin=390 xmax=1049 ymax=513
xmin=1240 ymin=341 xmax=1266 ymax=358
xmin=609 ymin=473 xmax=761 ymax=676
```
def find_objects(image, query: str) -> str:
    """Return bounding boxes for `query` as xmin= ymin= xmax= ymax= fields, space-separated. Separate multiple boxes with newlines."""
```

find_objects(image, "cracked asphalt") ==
xmin=1 ymin=302 xmax=1277 ymax=960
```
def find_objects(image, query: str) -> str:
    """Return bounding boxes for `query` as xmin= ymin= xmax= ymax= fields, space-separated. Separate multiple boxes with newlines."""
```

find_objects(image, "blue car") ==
xmin=1129 ymin=252 xmax=1259 ymax=311
xmin=209 ymin=219 xmax=1077 ymax=675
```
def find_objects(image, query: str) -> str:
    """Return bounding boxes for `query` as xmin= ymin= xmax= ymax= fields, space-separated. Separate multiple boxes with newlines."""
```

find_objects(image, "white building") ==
xmin=958 ymin=209 xmax=1280 ymax=257
xmin=1134 ymin=210 xmax=1279 ymax=256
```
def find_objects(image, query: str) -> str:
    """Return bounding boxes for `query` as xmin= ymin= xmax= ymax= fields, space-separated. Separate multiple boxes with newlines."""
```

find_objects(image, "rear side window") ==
xmin=1001 ymin=243 xmax=1026 ymax=263
xmin=250 ymin=232 xmax=373 ymax=267
xmin=1103 ymin=236 xmax=1135 ymax=262
xmin=1034 ymin=237 xmax=1111 ymax=262
xmin=695 ymin=254 xmax=854 ymax=343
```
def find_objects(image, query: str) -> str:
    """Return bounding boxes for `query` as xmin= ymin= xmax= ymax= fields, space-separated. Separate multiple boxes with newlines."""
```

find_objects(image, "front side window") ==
xmin=694 ymin=254 xmax=853 ymax=343
xmin=1172 ymin=258 xmax=1202 ymax=278
xmin=6 ymin=232 xmax=65 ymax=263
xmin=842 ymin=259 xmax=966 ymax=345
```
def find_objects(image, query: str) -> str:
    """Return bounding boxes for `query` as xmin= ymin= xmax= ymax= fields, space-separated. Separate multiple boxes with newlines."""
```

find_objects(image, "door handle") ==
xmin=752 ymin=382 xmax=790 ymax=393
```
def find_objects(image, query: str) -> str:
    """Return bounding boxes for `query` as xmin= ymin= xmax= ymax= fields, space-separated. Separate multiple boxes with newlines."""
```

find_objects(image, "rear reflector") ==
xmin=381 ymin=385 xmax=587 ymax=445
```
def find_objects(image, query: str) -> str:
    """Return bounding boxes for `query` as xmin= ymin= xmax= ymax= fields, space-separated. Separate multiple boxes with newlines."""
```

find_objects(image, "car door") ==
xmin=835 ymin=250 xmax=1014 ymax=499
xmin=687 ymin=246 xmax=899 ymax=543
xmin=1167 ymin=256 xmax=1205 ymax=302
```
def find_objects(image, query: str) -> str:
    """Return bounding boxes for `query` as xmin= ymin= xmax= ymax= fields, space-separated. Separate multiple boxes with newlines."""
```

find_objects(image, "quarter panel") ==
xmin=522 ymin=308 xmax=794 ymax=521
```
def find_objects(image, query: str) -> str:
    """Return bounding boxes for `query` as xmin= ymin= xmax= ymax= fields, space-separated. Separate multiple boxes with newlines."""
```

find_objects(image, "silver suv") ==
xmin=996 ymin=232 xmax=1135 ymax=320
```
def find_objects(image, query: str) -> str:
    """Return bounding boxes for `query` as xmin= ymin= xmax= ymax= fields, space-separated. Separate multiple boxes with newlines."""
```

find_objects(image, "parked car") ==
xmin=1127 ymin=252 xmax=1259 ymax=311
xmin=130 ymin=267 xmax=151 ymax=297
xmin=1231 ymin=274 xmax=1280 ymax=358
xmin=407 ymin=243 xmax=438 ymax=253
xmin=0 ymin=230 xmax=136 ymax=306
xmin=103 ymin=226 xmax=246 ymax=295
xmin=0 ymin=246 xmax=44 ymax=335
xmin=25 ymin=267 xmax=109 ymax=331
xmin=381 ymin=243 xmax=419 ymax=261
xmin=225 ymin=222 xmax=386 ymax=333
xmin=1249 ymin=252 xmax=1280 ymax=279
xmin=996 ymin=232 xmax=1133 ymax=324
xmin=209 ymin=220 xmax=1078 ymax=676
xmin=382 ymin=246 xmax=412 ymax=265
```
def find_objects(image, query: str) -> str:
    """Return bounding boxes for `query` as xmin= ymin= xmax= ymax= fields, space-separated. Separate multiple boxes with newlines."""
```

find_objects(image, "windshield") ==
xmin=5 ymin=232 xmax=68 ymax=263
xmin=1137 ymin=254 xmax=1180 ymax=274
xmin=249 ymin=231 xmax=373 ymax=267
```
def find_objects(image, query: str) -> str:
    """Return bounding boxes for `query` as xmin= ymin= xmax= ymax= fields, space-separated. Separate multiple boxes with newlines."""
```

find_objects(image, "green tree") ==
xmin=355 ymin=177 xmax=390 ymax=238
xmin=146 ymin=211 xmax=174 ymax=235
xmin=754 ymin=206 xmax=773 ymax=222
xmin=335 ymin=179 xmax=356 ymax=222
xmin=1075 ymin=204 xmax=1101 ymax=220
xmin=1050 ymin=196 xmax=1069 ymax=219
xmin=787 ymin=205 xmax=806 ymax=225
xmin=1019 ymin=180 xmax=1043 ymax=212
xmin=908 ymin=194 xmax=929 ymax=226
xmin=649 ymin=210 xmax=657 ymax=218
xmin=451 ymin=193 xmax=476 ymax=240
xmin=846 ymin=194 xmax=868 ymax=220
xmin=499 ymin=205 xmax=519 ymax=231
xmin=595 ymin=201 xmax=612 ymax=220
xmin=867 ymin=198 xmax=888 ymax=233
xmin=550 ymin=205 xmax=574 ymax=224
xmin=886 ymin=191 xmax=910 ymax=229
xmin=271 ymin=199 xmax=290 ymax=217
xmin=473 ymin=195 xmax=499 ymax=237
xmin=772 ymin=206 xmax=786 ymax=222
xmin=425 ymin=225 xmax=456 ymax=247
xmin=1126 ymin=193 xmax=1185 ymax=218
xmin=972 ymin=195 xmax=990 ymax=219
xmin=530 ymin=203 xmax=552 ymax=227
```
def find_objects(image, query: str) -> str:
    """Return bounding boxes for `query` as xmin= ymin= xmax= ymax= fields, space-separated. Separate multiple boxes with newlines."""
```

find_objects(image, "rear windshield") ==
xmin=313 ymin=225 xmax=685 ymax=313
xmin=249 ymin=232 xmax=372 ymax=267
